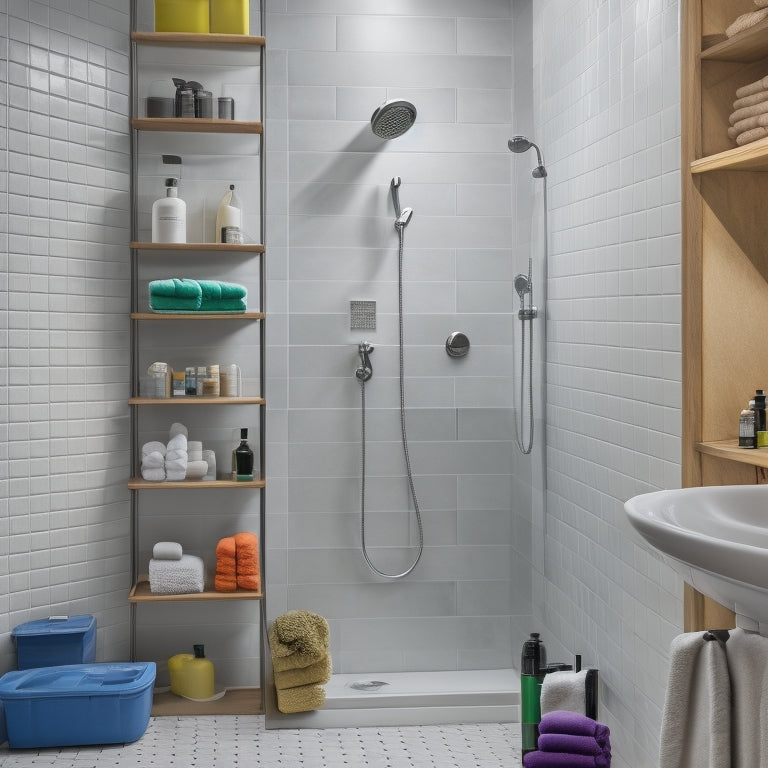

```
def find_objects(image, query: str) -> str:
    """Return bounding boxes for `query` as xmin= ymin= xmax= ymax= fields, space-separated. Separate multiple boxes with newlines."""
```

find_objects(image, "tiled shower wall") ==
xmin=264 ymin=0 xmax=535 ymax=672
xmin=0 ymin=0 xmax=131 ymax=668
xmin=529 ymin=2 xmax=684 ymax=767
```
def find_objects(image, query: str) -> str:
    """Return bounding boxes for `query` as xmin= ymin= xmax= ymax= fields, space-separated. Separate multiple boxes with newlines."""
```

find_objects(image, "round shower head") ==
xmin=508 ymin=136 xmax=533 ymax=153
xmin=371 ymin=99 xmax=417 ymax=139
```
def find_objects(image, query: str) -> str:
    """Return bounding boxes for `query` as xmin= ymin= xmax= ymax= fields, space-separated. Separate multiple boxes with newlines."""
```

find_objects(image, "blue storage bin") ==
xmin=0 ymin=662 xmax=156 ymax=748
xmin=12 ymin=615 xmax=96 ymax=669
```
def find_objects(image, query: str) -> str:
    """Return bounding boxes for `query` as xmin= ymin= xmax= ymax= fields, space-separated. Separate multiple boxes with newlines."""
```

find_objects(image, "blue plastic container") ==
xmin=12 ymin=615 xmax=96 ymax=669
xmin=0 ymin=662 xmax=156 ymax=748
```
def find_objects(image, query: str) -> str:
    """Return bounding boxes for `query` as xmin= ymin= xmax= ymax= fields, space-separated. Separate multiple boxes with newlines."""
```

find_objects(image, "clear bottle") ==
xmin=232 ymin=428 xmax=254 ymax=481
xmin=215 ymin=184 xmax=242 ymax=243
xmin=152 ymin=178 xmax=186 ymax=243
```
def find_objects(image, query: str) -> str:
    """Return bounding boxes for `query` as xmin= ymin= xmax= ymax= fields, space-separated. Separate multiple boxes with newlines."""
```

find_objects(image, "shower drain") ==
xmin=348 ymin=679 xmax=389 ymax=691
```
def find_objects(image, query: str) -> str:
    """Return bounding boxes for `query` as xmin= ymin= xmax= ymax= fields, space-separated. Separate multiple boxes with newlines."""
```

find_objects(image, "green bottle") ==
xmin=521 ymin=632 xmax=546 ymax=755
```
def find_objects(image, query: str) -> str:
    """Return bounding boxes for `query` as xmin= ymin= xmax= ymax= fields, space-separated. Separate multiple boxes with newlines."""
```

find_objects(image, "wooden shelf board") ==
xmin=152 ymin=687 xmax=262 ymax=717
xmin=129 ymin=579 xmax=263 ymax=602
xmin=696 ymin=439 xmax=768 ymax=469
xmin=700 ymin=18 xmax=768 ymax=62
xmin=131 ymin=311 xmax=264 ymax=320
xmin=690 ymin=137 xmax=768 ymax=173
xmin=132 ymin=117 xmax=262 ymax=134
xmin=128 ymin=477 xmax=265 ymax=489
xmin=129 ymin=396 xmax=265 ymax=405
xmin=132 ymin=31 xmax=265 ymax=48
xmin=130 ymin=241 xmax=264 ymax=253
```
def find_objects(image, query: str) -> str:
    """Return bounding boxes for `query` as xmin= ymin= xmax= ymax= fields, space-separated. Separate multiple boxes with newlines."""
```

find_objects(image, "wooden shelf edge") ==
xmin=696 ymin=439 xmax=768 ymax=469
xmin=129 ymin=579 xmax=263 ymax=602
xmin=691 ymin=137 xmax=768 ymax=173
xmin=128 ymin=477 xmax=265 ymax=489
xmin=151 ymin=687 xmax=263 ymax=717
xmin=130 ymin=241 xmax=264 ymax=253
xmin=131 ymin=311 xmax=264 ymax=320
xmin=132 ymin=117 xmax=262 ymax=134
xmin=700 ymin=17 xmax=768 ymax=62
xmin=129 ymin=396 xmax=265 ymax=405
xmin=132 ymin=31 xmax=265 ymax=48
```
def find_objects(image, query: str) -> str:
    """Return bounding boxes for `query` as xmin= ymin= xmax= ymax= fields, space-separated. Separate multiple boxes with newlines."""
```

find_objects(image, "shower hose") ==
xmin=359 ymin=220 xmax=424 ymax=580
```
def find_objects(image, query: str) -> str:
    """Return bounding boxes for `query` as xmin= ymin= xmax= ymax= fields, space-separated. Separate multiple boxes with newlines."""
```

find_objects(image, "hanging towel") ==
xmin=215 ymin=536 xmax=237 ymax=592
xmin=275 ymin=683 xmax=326 ymax=714
xmin=658 ymin=631 xmax=730 ymax=768
xmin=148 ymin=554 xmax=204 ymax=594
xmin=539 ymin=711 xmax=610 ymax=747
xmin=541 ymin=669 xmax=589 ymax=715
xmin=234 ymin=531 xmax=260 ymax=591
xmin=152 ymin=541 xmax=183 ymax=560
xmin=726 ymin=627 xmax=768 ymax=768
xmin=274 ymin=655 xmax=332 ymax=691
xmin=523 ymin=751 xmax=609 ymax=768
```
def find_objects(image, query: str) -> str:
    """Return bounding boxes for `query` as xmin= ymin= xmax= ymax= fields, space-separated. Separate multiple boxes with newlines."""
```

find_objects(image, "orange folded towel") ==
xmin=235 ymin=531 xmax=260 ymax=591
xmin=215 ymin=536 xmax=237 ymax=592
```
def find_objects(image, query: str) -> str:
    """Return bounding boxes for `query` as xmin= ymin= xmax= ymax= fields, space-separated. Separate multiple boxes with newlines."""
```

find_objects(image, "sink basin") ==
xmin=625 ymin=484 xmax=768 ymax=627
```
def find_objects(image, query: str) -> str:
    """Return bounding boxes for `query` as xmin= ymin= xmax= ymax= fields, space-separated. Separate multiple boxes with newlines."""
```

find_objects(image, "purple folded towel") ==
xmin=539 ymin=710 xmax=611 ymax=746
xmin=538 ymin=733 xmax=605 ymax=756
xmin=523 ymin=751 xmax=609 ymax=768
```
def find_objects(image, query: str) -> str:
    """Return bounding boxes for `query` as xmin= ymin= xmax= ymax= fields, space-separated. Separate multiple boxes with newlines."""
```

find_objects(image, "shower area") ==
xmin=264 ymin=0 xmax=545 ymax=726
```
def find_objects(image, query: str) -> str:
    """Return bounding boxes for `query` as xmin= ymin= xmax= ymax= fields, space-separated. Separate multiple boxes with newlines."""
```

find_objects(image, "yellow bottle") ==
xmin=168 ymin=644 xmax=215 ymax=699
xmin=210 ymin=0 xmax=249 ymax=35
xmin=155 ymin=0 xmax=210 ymax=33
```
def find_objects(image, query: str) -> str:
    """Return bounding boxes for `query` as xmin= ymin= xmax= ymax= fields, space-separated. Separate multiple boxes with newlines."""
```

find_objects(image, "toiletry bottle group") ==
xmin=738 ymin=389 xmax=768 ymax=449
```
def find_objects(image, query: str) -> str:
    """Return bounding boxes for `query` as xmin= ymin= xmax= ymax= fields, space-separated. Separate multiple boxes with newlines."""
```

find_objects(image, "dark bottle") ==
xmin=233 ymin=428 xmax=254 ymax=481
xmin=521 ymin=632 xmax=546 ymax=755
xmin=755 ymin=390 xmax=767 ymax=447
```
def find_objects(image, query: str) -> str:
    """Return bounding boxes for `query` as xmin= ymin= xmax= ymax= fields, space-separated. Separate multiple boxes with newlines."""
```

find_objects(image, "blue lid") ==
xmin=12 ymin=615 xmax=95 ymax=637
xmin=0 ymin=662 xmax=156 ymax=699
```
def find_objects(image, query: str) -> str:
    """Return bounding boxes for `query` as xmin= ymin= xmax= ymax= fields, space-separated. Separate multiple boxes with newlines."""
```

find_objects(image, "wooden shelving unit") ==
xmin=131 ymin=117 xmax=262 ymax=134
xmin=130 ymin=241 xmax=264 ymax=252
xmin=128 ymin=476 xmax=265 ymax=489
xmin=129 ymin=579 xmax=263 ymax=602
xmin=129 ymin=396 xmax=265 ymax=405
xmin=131 ymin=31 xmax=265 ymax=48
xmin=131 ymin=311 xmax=264 ymax=321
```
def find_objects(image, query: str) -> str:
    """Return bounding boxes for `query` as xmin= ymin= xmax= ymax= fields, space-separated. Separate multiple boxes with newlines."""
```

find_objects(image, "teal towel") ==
xmin=149 ymin=278 xmax=203 ymax=299
xmin=150 ymin=296 xmax=202 ymax=312
xmin=148 ymin=278 xmax=246 ymax=312
xmin=199 ymin=298 xmax=247 ymax=313
xmin=198 ymin=280 xmax=247 ymax=301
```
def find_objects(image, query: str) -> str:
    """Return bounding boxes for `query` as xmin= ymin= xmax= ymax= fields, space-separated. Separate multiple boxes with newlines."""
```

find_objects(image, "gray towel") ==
xmin=540 ymin=669 xmax=588 ymax=715
xmin=727 ymin=628 xmax=768 ymax=768
xmin=659 ymin=632 xmax=730 ymax=768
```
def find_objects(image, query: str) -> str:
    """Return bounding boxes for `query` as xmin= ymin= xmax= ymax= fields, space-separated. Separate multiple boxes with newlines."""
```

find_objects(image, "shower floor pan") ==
xmin=273 ymin=669 xmax=519 ymax=729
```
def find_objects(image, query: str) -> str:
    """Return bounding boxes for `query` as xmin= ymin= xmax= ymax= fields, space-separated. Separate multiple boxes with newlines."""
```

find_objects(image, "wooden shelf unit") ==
xmin=130 ymin=241 xmax=264 ymax=253
xmin=131 ymin=311 xmax=264 ymax=320
xmin=129 ymin=396 xmax=264 ymax=405
xmin=128 ymin=477 xmax=265 ymax=489
xmin=132 ymin=117 xmax=262 ymax=134
xmin=131 ymin=31 xmax=265 ymax=48
xmin=151 ymin=687 xmax=262 ymax=716
xmin=129 ymin=579 xmax=263 ymax=602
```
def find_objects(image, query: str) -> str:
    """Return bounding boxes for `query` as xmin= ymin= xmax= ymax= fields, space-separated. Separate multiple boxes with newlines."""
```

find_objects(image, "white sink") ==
xmin=625 ymin=484 xmax=768 ymax=627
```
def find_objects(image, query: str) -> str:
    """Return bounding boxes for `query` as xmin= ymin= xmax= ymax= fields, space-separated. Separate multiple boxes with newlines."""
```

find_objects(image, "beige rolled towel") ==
xmin=730 ymin=98 xmax=768 ymax=125
xmin=726 ymin=8 xmax=768 ymax=38
xmin=756 ymin=0 xmax=768 ymax=9
xmin=728 ymin=112 xmax=768 ymax=138
xmin=276 ymin=683 xmax=326 ymax=714
xmin=272 ymin=610 xmax=329 ymax=658
xmin=736 ymin=75 xmax=768 ymax=99
xmin=274 ymin=654 xmax=332 ymax=691
xmin=737 ymin=126 xmax=768 ymax=145
xmin=733 ymin=89 xmax=768 ymax=110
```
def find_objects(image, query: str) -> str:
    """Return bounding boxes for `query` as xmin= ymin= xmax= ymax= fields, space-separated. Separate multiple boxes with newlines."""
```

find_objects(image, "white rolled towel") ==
xmin=540 ymin=669 xmax=589 ymax=715
xmin=185 ymin=460 xmax=208 ymax=480
xmin=142 ymin=441 xmax=166 ymax=457
xmin=167 ymin=434 xmax=188 ymax=452
xmin=187 ymin=440 xmax=203 ymax=455
xmin=169 ymin=422 xmax=188 ymax=438
xmin=148 ymin=554 xmax=204 ymax=594
xmin=166 ymin=469 xmax=187 ymax=482
xmin=203 ymin=450 xmax=216 ymax=481
xmin=165 ymin=448 xmax=188 ymax=462
xmin=142 ymin=451 xmax=166 ymax=469
xmin=141 ymin=467 xmax=166 ymax=482
xmin=153 ymin=541 xmax=183 ymax=560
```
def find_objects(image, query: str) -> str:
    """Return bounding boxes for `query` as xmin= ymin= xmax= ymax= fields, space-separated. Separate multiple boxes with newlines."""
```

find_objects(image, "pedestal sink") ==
xmin=625 ymin=484 xmax=768 ymax=628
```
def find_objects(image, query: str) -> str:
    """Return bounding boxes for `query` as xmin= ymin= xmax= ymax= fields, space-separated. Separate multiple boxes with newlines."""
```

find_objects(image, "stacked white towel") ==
xmin=166 ymin=432 xmax=188 ymax=481
xmin=153 ymin=541 xmax=183 ymax=560
xmin=141 ymin=441 xmax=166 ymax=482
xmin=729 ymin=75 xmax=768 ymax=146
xmin=148 ymin=554 xmax=205 ymax=594
xmin=540 ymin=670 xmax=589 ymax=715
xmin=185 ymin=440 xmax=208 ymax=480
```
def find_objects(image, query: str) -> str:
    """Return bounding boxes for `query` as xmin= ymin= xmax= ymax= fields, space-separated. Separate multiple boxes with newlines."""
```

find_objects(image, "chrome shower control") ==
xmin=355 ymin=342 xmax=374 ymax=382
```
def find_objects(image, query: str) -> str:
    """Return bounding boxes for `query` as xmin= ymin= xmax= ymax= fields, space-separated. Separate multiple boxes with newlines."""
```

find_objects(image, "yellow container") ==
xmin=210 ymin=0 xmax=249 ymax=35
xmin=155 ymin=0 xmax=210 ymax=33
xmin=168 ymin=645 xmax=215 ymax=700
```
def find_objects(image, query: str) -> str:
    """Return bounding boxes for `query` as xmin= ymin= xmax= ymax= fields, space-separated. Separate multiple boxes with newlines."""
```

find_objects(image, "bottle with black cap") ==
xmin=151 ymin=177 xmax=186 ymax=244
xmin=521 ymin=632 xmax=546 ymax=755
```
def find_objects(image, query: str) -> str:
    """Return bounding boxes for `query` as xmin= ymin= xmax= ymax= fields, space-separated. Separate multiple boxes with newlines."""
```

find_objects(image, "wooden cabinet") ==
xmin=128 ymin=5 xmax=266 ymax=714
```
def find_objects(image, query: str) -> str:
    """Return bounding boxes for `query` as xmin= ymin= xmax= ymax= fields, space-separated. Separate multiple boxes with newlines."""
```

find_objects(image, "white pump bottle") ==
xmin=215 ymin=184 xmax=242 ymax=243
xmin=152 ymin=178 xmax=186 ymax=243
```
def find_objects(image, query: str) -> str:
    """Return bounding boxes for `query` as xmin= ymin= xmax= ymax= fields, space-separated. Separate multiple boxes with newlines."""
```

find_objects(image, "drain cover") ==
xmin=348 ymin=680 xmax=389 ymax=691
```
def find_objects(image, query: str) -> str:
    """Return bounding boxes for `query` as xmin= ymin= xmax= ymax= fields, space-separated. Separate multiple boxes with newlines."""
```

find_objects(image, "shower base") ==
xmin=271 ymin=669 xmax=519 ymax=729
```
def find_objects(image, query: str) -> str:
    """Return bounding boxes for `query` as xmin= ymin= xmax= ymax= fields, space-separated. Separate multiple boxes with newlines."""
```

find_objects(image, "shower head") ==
xmin=390 ymin=176 xmax=402 ymax=217
xmin=371 ymin=99 xmax=417 ymax=140
xmin=508 ymin=135 xmax=547 ymax=178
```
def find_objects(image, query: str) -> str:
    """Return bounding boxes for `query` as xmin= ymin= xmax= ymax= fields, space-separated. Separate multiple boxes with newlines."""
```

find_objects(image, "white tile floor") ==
xmin=0 ymin=716 xmax=522 ymax=767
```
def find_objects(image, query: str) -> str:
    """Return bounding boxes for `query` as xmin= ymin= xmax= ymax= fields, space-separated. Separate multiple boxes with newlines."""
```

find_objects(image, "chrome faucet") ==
xmin=355 ymin=342 xmax=374 ymax=381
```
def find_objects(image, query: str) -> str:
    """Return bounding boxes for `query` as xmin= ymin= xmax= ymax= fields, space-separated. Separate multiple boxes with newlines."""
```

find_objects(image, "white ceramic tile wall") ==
xmin=265 ymin=0 xmax=534 ymax=675
xmin=527 ymin=2 xmax=684 ymax=767
xmin=0 ymin=0 xmax=132 ymax=668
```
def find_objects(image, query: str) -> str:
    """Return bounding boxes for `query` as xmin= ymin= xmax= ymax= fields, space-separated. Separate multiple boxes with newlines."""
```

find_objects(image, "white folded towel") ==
xmin=540 ymin=669 xmax=589 ymax=715
xmin=166 ymin=456 xmax=188 ymax=470
xmin=141 ymin=467 xmax=166 ymax=482
xmin=169 ymin=422 xmax=188 ymax=438
xmin=203 ymin=449 xmax=216 ymax=481
xmin=165 ymin=449 xmax=188 ymax=462
xmin=726 ymin=628 xmax=768 ymax=768
xmin=187 ymin=440 xmax=203 ymax=455
xmin=142 ymin=450 xmax=165 ymax=469
xmin=166 ymin=470 xmax=187 ymax=482
xmin=153 ymin=541 xmax=183 ymax=560
xmin=148 ymin=554 xmax=204 ymax=594
xmin=167 ymin=434 xmax=188 ymax=453
xmin=185 ymin=460 xmax=208 ymax=480
xmin=142 ymin=441 xmax=166 ymax=457
xmin=659 ymin=631 xmax=730 ymax=768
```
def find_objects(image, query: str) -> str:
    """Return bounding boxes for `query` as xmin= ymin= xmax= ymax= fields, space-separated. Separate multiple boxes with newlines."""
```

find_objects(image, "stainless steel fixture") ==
xmin=371 ymin=99 xmax=417 ymax=139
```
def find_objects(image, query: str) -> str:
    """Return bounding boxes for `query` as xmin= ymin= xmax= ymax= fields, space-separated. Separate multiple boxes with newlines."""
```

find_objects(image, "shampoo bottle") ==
xmin=755 ymin=389 xmax=767 ymax=447
xmin=168 ymin=644 xmax=215 ymax=700
xmin=215 ymin=184 xmax=242 ymax=243
xmin=232 ymin=428 xmax=254 ymax=481
xmin=152 ymin=178 xmax=186 ymax=243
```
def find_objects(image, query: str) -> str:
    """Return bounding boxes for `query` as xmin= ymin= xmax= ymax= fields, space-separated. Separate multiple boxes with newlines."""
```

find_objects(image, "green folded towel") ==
xmin=199 ymin=298 xmax=247 ymax=313
xmin=199 ymin=280 xmax=247 ymax=300
xmin=149 ymin=278 xmax=203 ymax=299
xmin=148 ymin=278 xmax=247 ymax=313
xmin=149 ymin=295 xmax=202 ymax=312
